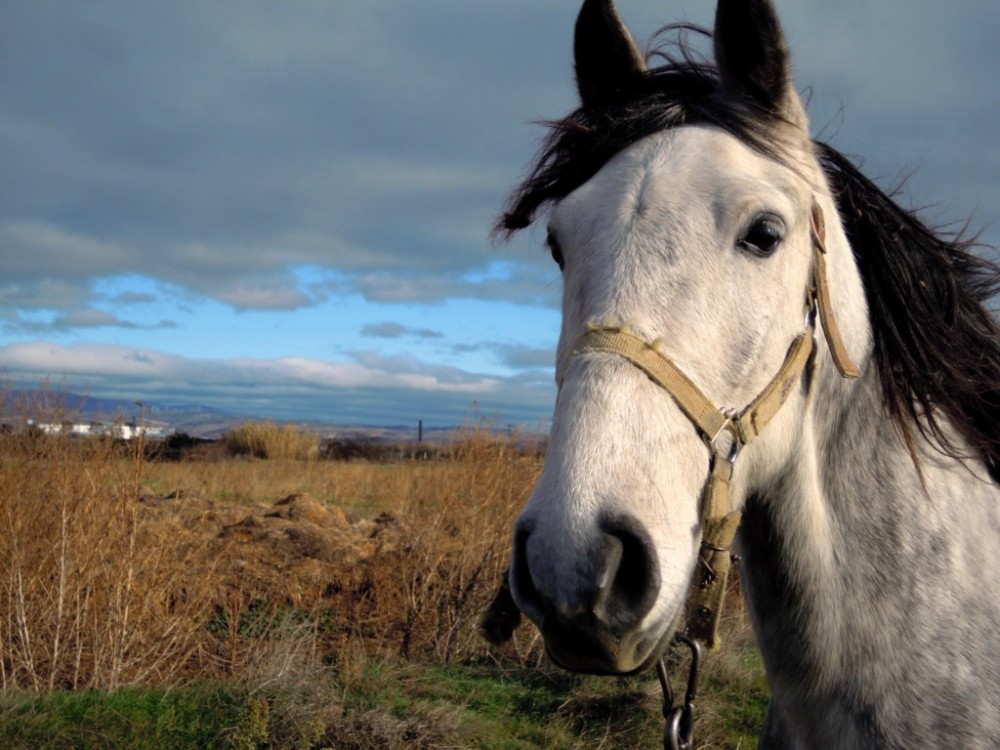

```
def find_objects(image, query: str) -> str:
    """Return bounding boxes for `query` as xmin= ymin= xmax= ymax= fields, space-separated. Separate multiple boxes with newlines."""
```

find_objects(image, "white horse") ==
xmin=493 ymin=0 xmax=1000 ymax=747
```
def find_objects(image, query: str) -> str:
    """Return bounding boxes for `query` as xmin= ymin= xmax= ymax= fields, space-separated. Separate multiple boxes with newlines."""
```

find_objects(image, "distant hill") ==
xmin=1 ymin=389 xmax=450 ymax=442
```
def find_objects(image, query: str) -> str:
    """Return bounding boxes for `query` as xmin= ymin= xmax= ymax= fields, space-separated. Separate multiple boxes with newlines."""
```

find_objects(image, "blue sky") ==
xmin=1 ymin=1 xmax=998 ymax=429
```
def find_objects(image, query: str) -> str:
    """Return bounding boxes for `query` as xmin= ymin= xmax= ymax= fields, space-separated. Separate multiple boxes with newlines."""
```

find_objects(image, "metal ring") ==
xmin=708 ymin=419 xmax=742 ymax=462
xmin=664 ymin=706 xmax=687 ymax=750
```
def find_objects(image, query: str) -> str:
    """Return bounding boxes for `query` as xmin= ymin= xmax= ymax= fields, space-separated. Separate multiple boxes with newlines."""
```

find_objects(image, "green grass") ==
xmin=0 ymin=648 xmax=767 ymax=750
xmin=0 ymin=685 xmax=244 ymax=750
xmin=336 ymin=658 xmax=663 ymax=749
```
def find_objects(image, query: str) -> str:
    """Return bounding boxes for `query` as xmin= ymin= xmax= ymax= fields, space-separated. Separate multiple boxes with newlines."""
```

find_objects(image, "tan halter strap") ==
xmin=573 ymin=325 xmax=814 ymax=452
xmin=810 ymin=201 xmax=860 ymax=379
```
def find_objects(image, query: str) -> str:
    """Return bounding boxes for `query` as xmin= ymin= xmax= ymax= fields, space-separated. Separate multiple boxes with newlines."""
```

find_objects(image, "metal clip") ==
xmin=658 ymin=634 xmax=703 ymax=750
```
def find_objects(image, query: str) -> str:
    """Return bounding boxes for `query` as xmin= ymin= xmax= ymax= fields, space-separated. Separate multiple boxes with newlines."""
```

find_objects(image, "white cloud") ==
xmin=0 ymin=341 xmax=552 ymax=426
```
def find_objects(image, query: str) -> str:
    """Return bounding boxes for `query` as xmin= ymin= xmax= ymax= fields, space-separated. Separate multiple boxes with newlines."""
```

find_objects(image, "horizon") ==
xmin=1 ymin=385 xmax=506 ymax=438
xmin=2 ymin=1 xmax=998 ymax=427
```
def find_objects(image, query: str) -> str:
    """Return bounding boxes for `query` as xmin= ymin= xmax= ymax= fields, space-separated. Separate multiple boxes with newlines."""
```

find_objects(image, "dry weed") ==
xmin=0 ymin=402 xmax=544 ymax=695
xmin=0 ymin=430 xmax=218 ymax=692
xmin=346 ymin=427 xmax=541 ymax=663
xmin=224 ymin=422 xmax=321 ymax=461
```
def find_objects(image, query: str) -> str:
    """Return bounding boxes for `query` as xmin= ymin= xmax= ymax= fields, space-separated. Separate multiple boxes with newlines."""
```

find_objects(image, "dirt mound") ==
xmin=138 ymin=490 xmax=407 ymax=608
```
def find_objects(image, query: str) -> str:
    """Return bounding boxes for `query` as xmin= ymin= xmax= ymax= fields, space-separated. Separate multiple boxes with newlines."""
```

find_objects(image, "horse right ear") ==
xmin=574 ymin=0 xmax=647 ymax=109
xmin=714 ymin=0 xmax=807 ymax=127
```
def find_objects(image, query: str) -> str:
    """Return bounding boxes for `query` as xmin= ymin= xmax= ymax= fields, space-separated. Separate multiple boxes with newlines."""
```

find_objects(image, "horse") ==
xmin=491 ymin=0 xmax=1000 ymax=747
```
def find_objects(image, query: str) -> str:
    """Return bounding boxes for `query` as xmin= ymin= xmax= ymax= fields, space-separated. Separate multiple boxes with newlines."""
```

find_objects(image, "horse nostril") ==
xmin=596 ymin=514 xmax=660 ymax=632
xmin=511 ymin=523 xmax=544 ymax=623
xmin=510 ymin=513 xmax=659 ymax=641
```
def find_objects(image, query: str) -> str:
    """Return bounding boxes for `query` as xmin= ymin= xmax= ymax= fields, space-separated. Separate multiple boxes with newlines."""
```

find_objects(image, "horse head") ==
xmin=506 ymin=0 xmax=866 ymax=675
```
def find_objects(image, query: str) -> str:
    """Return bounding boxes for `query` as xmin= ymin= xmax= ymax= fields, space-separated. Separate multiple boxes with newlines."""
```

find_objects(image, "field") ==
xmin=0 ymin=409 xmax=768 ymax=749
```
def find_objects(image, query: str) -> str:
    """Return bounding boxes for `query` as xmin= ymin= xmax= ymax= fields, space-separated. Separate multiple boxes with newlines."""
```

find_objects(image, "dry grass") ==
xmin=143 ymin=455 xmax=459 ymax=516
xmin=0 ymin=394 xmax=764 ymax=748
xmin=0 ymin=430 xmax=217 ymax=692
xmin=0 ymin=394 xmax=542 ymax=693
xmin=356 ymin=429 xmax=541 ymax=662
xmin=223 ymin=422 xmax=321 ymax=461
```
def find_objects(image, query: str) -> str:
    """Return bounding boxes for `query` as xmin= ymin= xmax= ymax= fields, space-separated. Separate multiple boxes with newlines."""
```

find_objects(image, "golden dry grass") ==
xmin=223 ymin=422 xmax=321 ymax=461
xmin=0 ymin=408 xmax=542 ymax=692
xmin=0 ymin=431 xmax=217 ymax=691
xmin=0 ymin=393 xmax=765 ymax=748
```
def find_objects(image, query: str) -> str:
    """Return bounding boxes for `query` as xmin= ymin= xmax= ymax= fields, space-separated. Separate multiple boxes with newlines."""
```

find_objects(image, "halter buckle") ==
xmin=707 ymin=411 xmax=742 ymax=463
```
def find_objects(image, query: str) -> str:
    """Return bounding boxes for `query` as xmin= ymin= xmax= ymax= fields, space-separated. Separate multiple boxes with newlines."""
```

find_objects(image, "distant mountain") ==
xmin=1 ymin=389 xmax=448 ymax=442
xmin=3 ymin=389 xmax=228 ymax=418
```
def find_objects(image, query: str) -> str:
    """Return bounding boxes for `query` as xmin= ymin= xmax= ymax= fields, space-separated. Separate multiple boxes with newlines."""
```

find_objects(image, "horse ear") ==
xmin=714 ymin=0 xmax=806 ymax=126
xmin=574 ymin=0 xmax=647 ymax=109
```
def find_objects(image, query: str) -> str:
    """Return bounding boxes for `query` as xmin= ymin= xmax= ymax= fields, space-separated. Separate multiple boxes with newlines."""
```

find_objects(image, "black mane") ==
xmin=818 ymin=146 xmax=1000 ymax=480
xmin=496 ymin=36 xmax=1000 ymax=479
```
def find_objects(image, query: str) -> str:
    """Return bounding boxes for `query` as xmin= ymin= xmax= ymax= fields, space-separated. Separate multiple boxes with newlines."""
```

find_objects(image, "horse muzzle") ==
xmin=510 ymin=512 xmax=669 ymax=674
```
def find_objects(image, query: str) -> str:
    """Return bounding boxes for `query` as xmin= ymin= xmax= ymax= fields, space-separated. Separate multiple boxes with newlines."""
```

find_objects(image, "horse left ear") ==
xmin=714 ymin=0 xmax=807 ymax=127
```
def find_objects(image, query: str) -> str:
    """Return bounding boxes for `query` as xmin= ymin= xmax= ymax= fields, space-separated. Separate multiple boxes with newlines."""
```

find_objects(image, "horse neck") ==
xmin=740 ymin=353 xmax=1000 ymax=742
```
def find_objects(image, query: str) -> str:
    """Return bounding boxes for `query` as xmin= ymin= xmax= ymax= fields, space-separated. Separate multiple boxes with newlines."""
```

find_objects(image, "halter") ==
xmin=571 ymin=201 xmax=858 ymax=749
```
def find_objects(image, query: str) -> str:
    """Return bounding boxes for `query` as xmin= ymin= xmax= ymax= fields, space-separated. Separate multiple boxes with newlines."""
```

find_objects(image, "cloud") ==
xmin=0 ymin=340 xmax=556 ymax=427
xmin=0 ymin=0 xmax=996 ymax=432
xmin=360 ymin=322 xmax=444 ymax=340
xmin=0 ymin=0 xmax=567 ymax=316
xmin=451 ymin=340 xmax=557 ymax=371
xmin=351 ymin=264 xmax=560 ymax=307
xmin=60 ymin=309 xmax=136 ymax=329
xmin=5 ymin=0 xmax=990 ymax=320
xmin=0 ymin=221 xmax=132 ymax=280
xmin=109 ymin=291 xmax=159 ymax=305
xmin=0 ymin=279 xmax=94 ymax=311
xmin=1 ymin=308 xmax=178 ymax=335
xmin=493 ymin=343 xmax=557 ymax=370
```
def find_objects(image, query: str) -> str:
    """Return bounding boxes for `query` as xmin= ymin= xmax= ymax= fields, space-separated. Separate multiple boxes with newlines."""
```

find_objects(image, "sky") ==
xmin=1 ymin=1 xmax=998 ymax=430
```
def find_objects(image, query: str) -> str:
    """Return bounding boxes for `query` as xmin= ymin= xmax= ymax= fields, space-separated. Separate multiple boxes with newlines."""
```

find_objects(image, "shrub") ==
xmin=224 ymin=422 xmax=321 ymax=460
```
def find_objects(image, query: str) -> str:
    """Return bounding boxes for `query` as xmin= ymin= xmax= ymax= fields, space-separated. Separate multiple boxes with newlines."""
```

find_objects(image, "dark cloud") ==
xmin=109 ymin=291 xmax=159 ymax=306
xmin=450 ymin=340 xmax=556 ymax=371
xmin=0 ymin=1 xmax=571 ymax=315
xmin=2 ymin=308 xmax=178 ymax=335
xmin=351 ymin=263 xmax=561 ymax=307
xmin=2 ymin=0 xmax=993 ymax=317
xmin=494 ymin=344 xmax=557 ymax=370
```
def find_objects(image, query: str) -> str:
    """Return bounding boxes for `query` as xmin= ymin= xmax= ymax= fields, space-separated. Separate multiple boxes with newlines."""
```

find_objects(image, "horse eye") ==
xmin=546 ymin=229 xmax=565 ymax=270
xmin=738 ymin=216 xmax=785 ymax=257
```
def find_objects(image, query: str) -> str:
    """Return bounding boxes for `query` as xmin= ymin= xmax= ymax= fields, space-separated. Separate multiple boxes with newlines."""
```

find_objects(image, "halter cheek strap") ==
xmin=811 ymin=201 xmax=861 ymax=379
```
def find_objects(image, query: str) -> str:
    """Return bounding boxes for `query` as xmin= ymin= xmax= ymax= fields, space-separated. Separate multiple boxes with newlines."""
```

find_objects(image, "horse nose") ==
xmin=511 ymin=513 xmax=661 ymax=672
